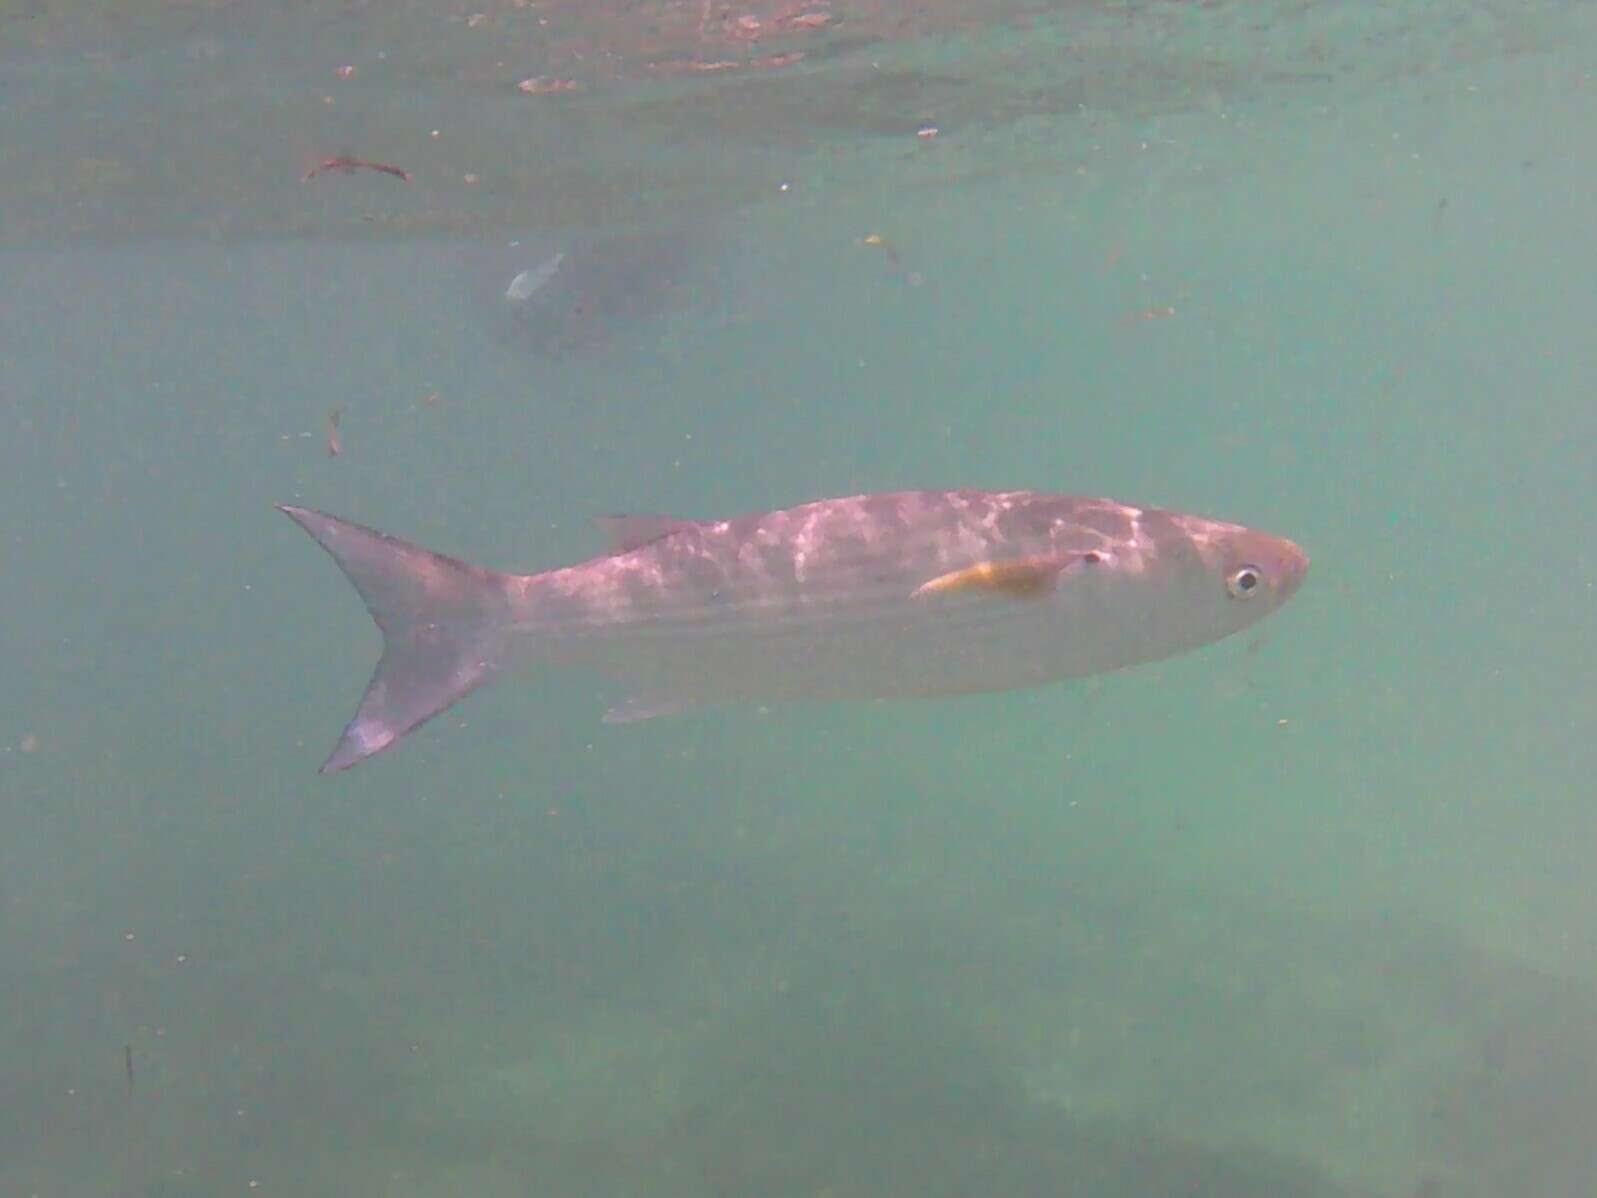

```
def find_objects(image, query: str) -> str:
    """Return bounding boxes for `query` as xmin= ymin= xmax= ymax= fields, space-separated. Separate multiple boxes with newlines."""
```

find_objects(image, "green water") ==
xmin=3 ymin=2 xmax=1595 ymax=1195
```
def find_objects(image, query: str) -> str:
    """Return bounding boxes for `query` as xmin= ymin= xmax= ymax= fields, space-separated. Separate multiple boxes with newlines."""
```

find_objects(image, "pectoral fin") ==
xmin=913 ymin=553 xmax=1091 ymax=600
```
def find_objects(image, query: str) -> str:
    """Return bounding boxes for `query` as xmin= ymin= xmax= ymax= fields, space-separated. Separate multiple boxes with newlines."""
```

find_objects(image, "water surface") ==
xmin=2 ymin=2 xmax=1595 ymax=1195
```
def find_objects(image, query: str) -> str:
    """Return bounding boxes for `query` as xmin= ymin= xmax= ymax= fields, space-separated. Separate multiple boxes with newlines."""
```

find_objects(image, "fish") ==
xmin=504 ymin=252 xmax=565 ymax=301
xmin=278 ymin=490 xmax=1307 ymax=773
xmin=466 ymin=230 xmax=696 ymax=359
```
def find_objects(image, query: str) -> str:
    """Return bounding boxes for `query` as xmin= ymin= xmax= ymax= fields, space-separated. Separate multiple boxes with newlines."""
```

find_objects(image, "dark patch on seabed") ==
xmin=1425 ymin=972 xmax=1597 ymax=1197
xmin=13 ymin=823 xmax=1597 ymax=1195
xmin=673 ymin=977 xmax=1357 ymax=1198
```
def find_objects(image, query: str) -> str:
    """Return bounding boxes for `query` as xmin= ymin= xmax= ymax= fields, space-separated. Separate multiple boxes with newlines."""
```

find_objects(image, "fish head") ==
xmin=1152 ymin=512 xmax=1308 ymax=643
xmin=1098 ymin=504 xmax=1309 ymax=661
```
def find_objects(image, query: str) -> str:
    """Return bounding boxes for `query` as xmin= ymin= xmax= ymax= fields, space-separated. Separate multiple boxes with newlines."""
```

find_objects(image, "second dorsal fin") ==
xmin=593 ymin=514 xmax=697 ymax=553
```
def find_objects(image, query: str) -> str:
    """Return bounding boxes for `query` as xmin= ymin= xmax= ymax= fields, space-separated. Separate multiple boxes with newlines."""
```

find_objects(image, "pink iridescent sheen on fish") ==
xmin=279 ymin=490 xmax=1307 ymax=773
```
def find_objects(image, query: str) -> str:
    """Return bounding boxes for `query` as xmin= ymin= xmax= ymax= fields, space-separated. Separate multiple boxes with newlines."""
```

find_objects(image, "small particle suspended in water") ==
xmin=124 ymin=1044 xmax=134 ymax=1097
xmin=326 ymin=407 xmax=343 ymax=457
xmin=517 ymin=76 xmax=579 ymax=94
xmin=1121 ymin=304 xmax=1177 ymax=328
xmin=856 ymin=232 xmax=900 ymax=267
xmin=19 ymin=732 xmax=38 ymax=753
xmin=856 ymin=233 xmax=920 ymax=284
xmin=646 ymin=52 xmax=803 ymax=75
xmin=334 ymin=65 xmax=356 ymax=79
xmin=916 ymin=125 xmax=940 ymax=140
xmin=647 ymin=58 xmax=739 ymax=74
xmin=748 ymin=52 xmax=805 ymax=70
xmin=783 ymin=10 xmax=832 ymax=30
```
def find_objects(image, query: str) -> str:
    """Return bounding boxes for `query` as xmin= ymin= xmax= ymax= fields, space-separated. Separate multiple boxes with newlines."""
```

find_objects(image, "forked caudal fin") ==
xmin=278 ymin=506 xmax=517 ymax=773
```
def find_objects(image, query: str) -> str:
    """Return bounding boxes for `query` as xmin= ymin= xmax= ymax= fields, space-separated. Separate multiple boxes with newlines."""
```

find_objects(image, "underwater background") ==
xmin=3 ymin=1 xmax=1595 ymax=1194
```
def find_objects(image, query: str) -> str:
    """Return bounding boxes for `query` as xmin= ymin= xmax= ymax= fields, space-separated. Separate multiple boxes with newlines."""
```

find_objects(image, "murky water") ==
xmin=3 ymin=2 xmax=1595 ymax=1195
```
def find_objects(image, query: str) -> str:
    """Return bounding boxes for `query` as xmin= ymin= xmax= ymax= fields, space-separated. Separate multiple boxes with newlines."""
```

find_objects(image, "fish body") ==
xmin=504 ymin=251 xmax=565 ymax=301
xmin=469 ymin=231 xmax=695 ymax=358
xmin=280 ymin=490 xmax=1307 ymax=773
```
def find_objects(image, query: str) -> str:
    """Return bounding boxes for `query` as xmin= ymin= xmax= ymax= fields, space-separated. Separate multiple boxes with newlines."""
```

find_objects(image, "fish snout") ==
xmin=1271 ymin=537 xmax=1309 ymax=601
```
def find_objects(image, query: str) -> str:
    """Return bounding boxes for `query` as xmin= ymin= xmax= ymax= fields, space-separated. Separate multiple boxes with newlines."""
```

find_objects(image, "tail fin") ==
xmin=278 ymin=506 xmax=517 ymax=774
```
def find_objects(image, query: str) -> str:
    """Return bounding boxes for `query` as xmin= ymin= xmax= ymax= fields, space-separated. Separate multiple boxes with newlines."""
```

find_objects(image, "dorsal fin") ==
xmin=593 ymin=514 xmax=696 ymax=553
xmin=912 ymin=552 xmax=1096 ymax=599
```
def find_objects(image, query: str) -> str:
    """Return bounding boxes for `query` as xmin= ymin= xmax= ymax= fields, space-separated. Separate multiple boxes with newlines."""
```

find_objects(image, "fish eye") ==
xmin=1226 ymin=564 xmax=1263 ymax=599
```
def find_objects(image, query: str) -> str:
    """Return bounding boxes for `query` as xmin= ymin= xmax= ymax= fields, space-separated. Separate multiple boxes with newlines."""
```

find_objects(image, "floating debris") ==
xmin=1122 ymin=304 xmax=1178 ymax=328
xmin=517 ymin=76 xmax=580 ymax=94
xmin=646 ymin=51 xmax=804 ymax=74
xmin=783 ymin=10 xmax=833 ymax=30
xmin=856 ymin=232 xmax=900 ymax=267
xmin=300 ymin=155 xmax=412 ymax=184
xmin=301 ymin=156 xmax=412 ymax=183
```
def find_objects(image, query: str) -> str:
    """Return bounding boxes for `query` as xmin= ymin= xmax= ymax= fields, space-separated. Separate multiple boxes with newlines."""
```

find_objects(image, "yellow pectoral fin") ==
xmin=913 ymin=555 xmax=1080 ymax=600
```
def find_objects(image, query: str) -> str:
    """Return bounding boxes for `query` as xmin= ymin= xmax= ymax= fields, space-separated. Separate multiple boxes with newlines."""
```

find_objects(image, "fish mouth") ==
xmin=1275 ymin=538 xmax=1310 ymax=600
